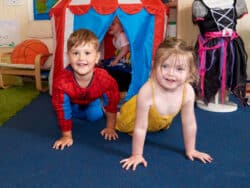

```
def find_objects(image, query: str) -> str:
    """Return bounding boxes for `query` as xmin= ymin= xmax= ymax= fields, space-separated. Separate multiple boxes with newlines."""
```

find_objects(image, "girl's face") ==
xmin=155 ymin=54 xmax=190 ymax=91
xmin=68 ymin=42 xmax=100 ymax=78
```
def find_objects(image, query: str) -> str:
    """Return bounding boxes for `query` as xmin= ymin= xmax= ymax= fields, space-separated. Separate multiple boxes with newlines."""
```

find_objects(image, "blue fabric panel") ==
xmin=74 ymin=8 xmax=115 ymax=42
xmin=74 ymin=8 xmax=154 ymax=100
xmin=116 ymin=9 xmax=154 ymax=99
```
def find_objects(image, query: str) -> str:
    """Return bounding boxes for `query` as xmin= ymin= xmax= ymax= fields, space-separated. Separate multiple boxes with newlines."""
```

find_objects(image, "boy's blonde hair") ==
xmin=67 ymin=29 xmax=100 ymax=52
xmin=152 ymin=37 xmax=198 ymax=84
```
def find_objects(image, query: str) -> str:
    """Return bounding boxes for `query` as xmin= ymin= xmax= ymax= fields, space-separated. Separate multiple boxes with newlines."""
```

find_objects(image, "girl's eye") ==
xmin=161 ymin=64 xmax=169 ymax=69
xmin=176 ymin=67 xmax=185 ymax=71
xmin=85 ymin=51 xmax=90 ymax=55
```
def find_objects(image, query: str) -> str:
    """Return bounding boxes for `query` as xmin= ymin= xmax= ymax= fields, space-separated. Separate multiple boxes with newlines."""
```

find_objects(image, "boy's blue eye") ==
xmin=72 ymin=51 xmax=79 ymax=55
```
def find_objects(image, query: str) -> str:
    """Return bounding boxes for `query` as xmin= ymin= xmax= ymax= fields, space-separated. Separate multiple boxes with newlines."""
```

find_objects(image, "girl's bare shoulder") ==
xmin=137 ymin=81 xmax=152 ymax=104
xmin=184 ymin=83 xmax=195 ymax=103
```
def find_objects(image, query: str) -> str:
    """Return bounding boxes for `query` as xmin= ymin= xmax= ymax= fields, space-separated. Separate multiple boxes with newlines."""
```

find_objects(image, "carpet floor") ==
xmin=0 ymin=93 xmax=249 ymax=188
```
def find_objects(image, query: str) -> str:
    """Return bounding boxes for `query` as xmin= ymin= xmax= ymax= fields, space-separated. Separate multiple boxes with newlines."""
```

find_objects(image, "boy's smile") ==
xmin=68 ymin=42 xmax=100 ymax=79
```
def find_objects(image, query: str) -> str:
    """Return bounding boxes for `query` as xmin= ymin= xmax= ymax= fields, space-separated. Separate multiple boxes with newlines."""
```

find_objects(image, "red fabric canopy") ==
xmin=51 ymin=0 xmax=165 ymax=16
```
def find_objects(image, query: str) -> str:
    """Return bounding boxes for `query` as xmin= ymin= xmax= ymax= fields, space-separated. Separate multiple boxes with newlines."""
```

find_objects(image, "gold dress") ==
xmin=116 ymin=80 xmax=186 ymax=133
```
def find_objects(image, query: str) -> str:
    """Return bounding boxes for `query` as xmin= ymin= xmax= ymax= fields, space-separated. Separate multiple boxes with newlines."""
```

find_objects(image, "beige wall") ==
xmin=177 ymin=0 xmax=250 ymax=79
xmin=0 ymin=1 xmax=249 ymax=78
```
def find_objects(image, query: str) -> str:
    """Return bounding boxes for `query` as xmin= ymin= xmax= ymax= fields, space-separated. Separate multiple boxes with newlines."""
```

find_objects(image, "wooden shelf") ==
xmin=165 ymin=1 xmax=177 ymax=8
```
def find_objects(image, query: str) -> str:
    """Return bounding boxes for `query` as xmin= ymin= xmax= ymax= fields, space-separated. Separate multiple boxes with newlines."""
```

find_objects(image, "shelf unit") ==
xmin=165 ymin=1 xmax=177 ymax=37
xmin=165 ymin=1 xmax=177 ymax=8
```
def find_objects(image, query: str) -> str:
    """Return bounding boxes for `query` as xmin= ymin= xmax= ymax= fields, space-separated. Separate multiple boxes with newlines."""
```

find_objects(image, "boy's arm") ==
xmin=53 ymin=130 xmax=73 ymax=150
xmin=52 ymin=80 xmax=74 ymax=150
xmin=100 ymin=111 xmax=118 ymax=140
xmin=99 ymin=72 xmax=120 ymax=140
xmin=52 ymin=88 xmax=73 ymax=132
xmin=105 ymin=111 xmax=117 ymax=129
xmin=110 ymin=44 xmax=129 ymax=66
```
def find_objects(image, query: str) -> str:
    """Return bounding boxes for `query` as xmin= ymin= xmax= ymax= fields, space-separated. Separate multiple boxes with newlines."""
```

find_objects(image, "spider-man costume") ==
xmin=52 ymin=66 xmax=120 ymax=132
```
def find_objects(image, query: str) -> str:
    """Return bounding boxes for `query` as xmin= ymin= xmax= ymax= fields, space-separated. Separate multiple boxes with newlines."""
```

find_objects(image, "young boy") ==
xmin=52 ymin=29 xmax=120 ymax=150
xmin=101 ymin=17 xmax=131 ymax=93
xmin=107 ymin=17 xmax=130 ymax=67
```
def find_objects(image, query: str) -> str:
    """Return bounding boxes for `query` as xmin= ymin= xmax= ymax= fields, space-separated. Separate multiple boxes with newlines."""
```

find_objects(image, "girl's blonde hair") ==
xmin=152 ymin=37 xmax=198 ymax=84
xmin=67 ymin=29 xmax=100 ymax=52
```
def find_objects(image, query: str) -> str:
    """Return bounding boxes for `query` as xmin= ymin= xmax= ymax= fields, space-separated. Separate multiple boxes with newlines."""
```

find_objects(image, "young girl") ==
xmin=116 ymin=38 xmax=213 ymax=171
xmin=52 ymin=29 xmax=120 ymax=150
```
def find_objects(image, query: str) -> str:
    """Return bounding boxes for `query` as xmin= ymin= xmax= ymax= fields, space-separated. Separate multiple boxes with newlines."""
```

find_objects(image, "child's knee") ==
xmin=86 ymin=110 xmax=103 ymax=122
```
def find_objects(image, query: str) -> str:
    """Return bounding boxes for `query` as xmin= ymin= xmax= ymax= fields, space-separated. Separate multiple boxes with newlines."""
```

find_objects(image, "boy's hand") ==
xmin=52 ymin=136 xmax=73 ymax=150
xmin=120 ymin=155 xmax=147 ymax=171
xmin=109 ymin=60 xmax=118 ymax=66
xmin=100 ymin=128 xmax=118 ymax=140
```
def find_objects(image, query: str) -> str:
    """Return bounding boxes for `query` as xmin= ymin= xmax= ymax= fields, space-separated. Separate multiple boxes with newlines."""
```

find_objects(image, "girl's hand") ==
xmin=186 ymin=150 xmax=213 ymax=163
xmin=52 ymin=136 xmax=73 ymax=150
xmin=100 ymin=128 xmax=118 ymax=140
xmin=120 ymin=155 xmax=148 ymax=171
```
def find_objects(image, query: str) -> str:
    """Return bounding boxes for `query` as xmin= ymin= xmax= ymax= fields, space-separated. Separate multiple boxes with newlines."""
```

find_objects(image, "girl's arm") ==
xmin=181 ymin=84 xmax=213 ymax=163
xmin=131 ymin=87 xmax=150 ymax=156
xmin=181 ymin=85 xmax=197 ymax=154
xmin=120 ymin=82 xmax=151 ymax=170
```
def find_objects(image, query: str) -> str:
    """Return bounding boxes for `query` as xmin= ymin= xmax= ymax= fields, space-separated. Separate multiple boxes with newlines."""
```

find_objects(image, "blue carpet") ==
xmin=0 ymin=93 xmax=249 ymax=188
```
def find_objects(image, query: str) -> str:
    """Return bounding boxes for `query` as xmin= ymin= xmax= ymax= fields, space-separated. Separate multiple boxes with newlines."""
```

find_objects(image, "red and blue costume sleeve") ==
xmin=52 ymin=67 xmax=120 ymax=132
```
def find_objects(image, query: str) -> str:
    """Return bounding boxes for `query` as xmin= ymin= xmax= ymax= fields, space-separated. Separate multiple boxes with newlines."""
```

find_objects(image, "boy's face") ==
xmin=68 ymin=41 xmax=100 ymax=77
xmin=108 ymin=18 xmax=122 ymax=35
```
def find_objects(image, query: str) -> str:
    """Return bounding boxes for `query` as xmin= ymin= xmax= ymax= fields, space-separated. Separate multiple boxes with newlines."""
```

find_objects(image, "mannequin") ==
xmin=202 ymin=0 xmax=233 ymax=8
xmin=192 ymin=0 xmax=248 ymax=112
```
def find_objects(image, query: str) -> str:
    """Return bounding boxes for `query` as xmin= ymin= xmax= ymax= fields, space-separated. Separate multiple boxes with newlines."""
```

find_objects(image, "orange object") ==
xmin=11 ymin=39 xmax=49 ymax=65
xmin=246 ymin=83 xmax=250 ymax=96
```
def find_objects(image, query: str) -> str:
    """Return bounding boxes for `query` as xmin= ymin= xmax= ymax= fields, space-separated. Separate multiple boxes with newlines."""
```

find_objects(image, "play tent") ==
xmin=50 ymin=0 xmax=167 ymax=99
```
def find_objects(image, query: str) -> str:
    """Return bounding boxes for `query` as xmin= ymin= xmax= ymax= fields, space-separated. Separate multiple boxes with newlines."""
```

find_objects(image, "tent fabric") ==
xmin=50 ymin=0 xmax=166 ymax=99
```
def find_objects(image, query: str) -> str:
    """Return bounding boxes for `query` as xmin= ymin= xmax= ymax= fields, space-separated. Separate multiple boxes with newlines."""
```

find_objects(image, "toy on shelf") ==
xmin=192 ymin=0 xmax=248 ymax=112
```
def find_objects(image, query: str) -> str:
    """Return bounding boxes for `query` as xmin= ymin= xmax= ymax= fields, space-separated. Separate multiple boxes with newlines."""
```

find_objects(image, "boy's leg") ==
xmin=71 ymin=99 xmax=104 ymax=121
xmin=85 ymin=99 xmax=104 ymax=121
